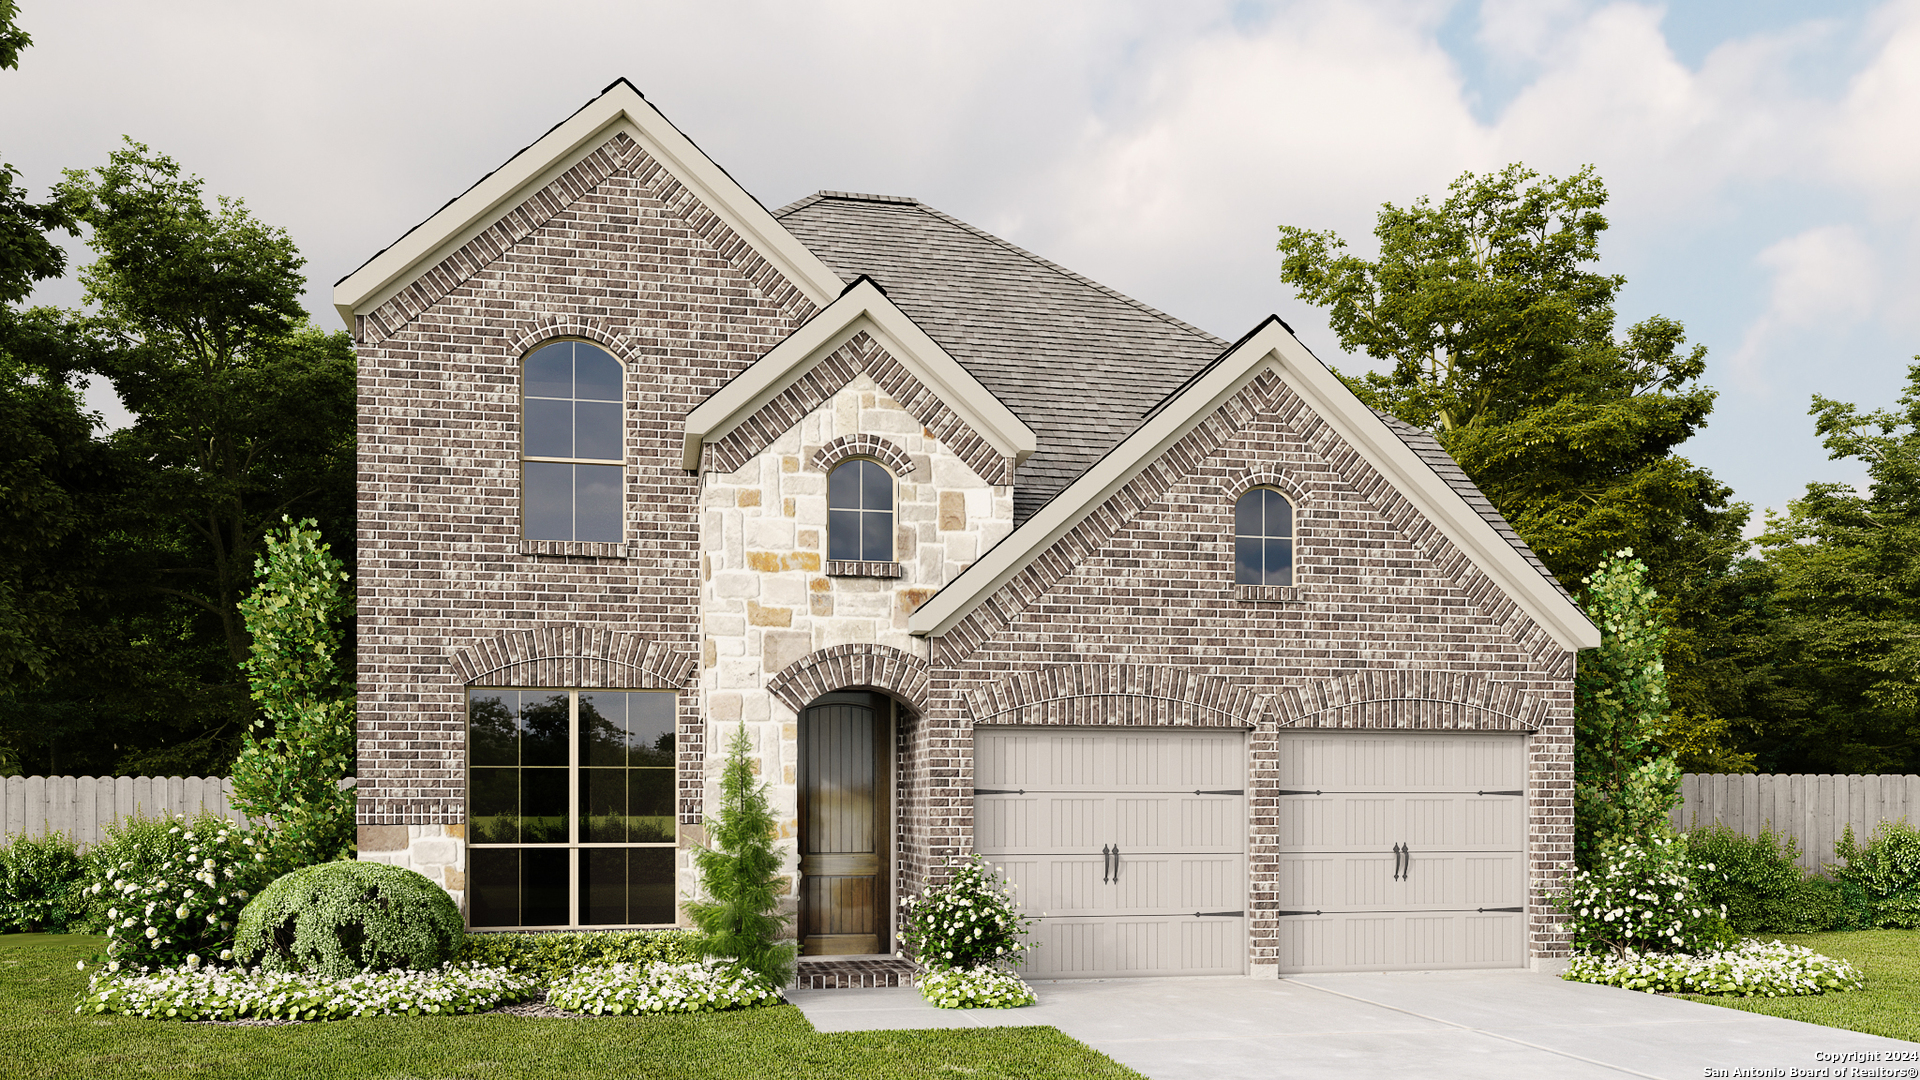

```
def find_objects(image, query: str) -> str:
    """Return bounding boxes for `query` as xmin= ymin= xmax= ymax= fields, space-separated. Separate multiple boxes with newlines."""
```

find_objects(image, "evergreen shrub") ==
xmin=682 ymin=723 xmax=794 ymax=988
xmin=1834 ymin=822 xmax=1920 ymax=929
xmin=0 ymin=833 xmax=87 ymax=932
xmin=457 ymin=928 xmax=702 ymax=982
xmin=233 ymin=862 xmax=463 ymax=978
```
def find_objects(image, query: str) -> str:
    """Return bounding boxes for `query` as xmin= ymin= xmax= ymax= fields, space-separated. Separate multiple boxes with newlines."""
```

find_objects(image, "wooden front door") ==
xmin=799 ymin=696 xmax=891 ymax=955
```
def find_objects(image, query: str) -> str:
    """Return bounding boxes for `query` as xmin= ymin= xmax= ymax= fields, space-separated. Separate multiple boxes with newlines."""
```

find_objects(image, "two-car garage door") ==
xmin=974 ymin=727 xmax=1528 ymax=978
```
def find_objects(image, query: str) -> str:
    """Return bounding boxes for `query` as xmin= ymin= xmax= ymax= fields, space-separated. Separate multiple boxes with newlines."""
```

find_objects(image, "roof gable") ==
xmin=334 ymin=79 xmax=844 ymax=327
xmin=907 ymin=317 xmax=1601 ymax=653
xmin=682 ymin=277 xmax=1038 ymax=471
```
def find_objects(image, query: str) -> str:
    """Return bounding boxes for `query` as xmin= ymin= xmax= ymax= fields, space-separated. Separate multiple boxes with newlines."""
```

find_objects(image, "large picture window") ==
xmin=523 ymin=340 xmax=623 ymax=542
xmin=1235 ymin=487 xmax=1294 ymax=586
xmin=467 ymin=688 xmax=676 ymax=929
xmin=827 ymin=459 xmax=894 ymax=562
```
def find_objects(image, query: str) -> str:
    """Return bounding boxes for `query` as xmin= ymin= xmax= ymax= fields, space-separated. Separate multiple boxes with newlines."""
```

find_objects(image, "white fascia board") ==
xmin=908 ymin=319 xmax=1601 ymax=652
xmin=681 ymin=279 xmax=1037 ymax=470
xmin=332 ymin=81 xmax=844 ymax=328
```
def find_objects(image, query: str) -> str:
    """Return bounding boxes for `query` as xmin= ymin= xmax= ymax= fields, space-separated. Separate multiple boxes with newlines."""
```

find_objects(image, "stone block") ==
xmin=445 ymin=867 xmax=466 ymax=891
xmin=748 ymin=600 xmax=793 ymax=627
xmin=712 ymin=571 xmax=760 ymax=598
xmin=939 ymin=490 xmax=967 ymax=530
xmin=746 ymin=551 xmax=783 ymax=573
xmin=738 ymin=488 xmax=761 ymax=507
xmin=761 ymin=630 xmax=812 ymax=674
xmin=359 ymin=824 xmax=409 ymax=852
xmin=709 ymin=692 xmax=742 ymax=722
xmin=412 ymin=836 xmax=461 ymax=867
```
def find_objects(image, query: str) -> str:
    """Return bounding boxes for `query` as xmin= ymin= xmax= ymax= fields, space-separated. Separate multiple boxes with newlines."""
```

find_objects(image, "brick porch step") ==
xmin=791 ymin=954 xmax=919 ymax=990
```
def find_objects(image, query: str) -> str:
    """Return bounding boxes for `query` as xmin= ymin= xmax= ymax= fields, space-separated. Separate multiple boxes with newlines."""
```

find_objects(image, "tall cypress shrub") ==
xmin=229 ymin=517 xmax=356 ymax=873
xmin=1575 ymin=550 xmax=1683 ymax=866
xmin=683 ymin=723 xmax=795 ymax=987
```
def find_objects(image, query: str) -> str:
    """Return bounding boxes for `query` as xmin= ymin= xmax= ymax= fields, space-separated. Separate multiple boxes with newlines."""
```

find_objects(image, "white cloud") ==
xmin=1727 ymin=224 xmax=1881 ymax=388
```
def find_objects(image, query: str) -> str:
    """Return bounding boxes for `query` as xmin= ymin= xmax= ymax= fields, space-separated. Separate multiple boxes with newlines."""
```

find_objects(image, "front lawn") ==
xmin=1678 ymin=930 xmax=1920 ymax=1043
xmin=0 ymin=935 xmax=1144 ymax=1080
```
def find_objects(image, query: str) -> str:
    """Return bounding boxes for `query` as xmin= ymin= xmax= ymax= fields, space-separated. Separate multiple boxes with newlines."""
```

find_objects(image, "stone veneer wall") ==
xmin=697 ymin=368 xmax=1013 ymax=923
xmin=353 ymin=128 xmax=813 ymax=915
xmin=910 ymin=369 xmax=1576 ymax=971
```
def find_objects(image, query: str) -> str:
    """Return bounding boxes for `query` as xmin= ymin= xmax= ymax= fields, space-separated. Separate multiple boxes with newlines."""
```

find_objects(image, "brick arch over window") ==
xmin=767 ymin=644 xmax=932 ymax=716
xmin=963 ymin=664 xmax=1273 ymax=728
xmin=503 ymin=315 xmax=636 ymax=363
xmin=1273 ymin=669 xmax=1548 ymax=732
xmin=1221 ymin=468 xmax=1308 ymax=508
xmin=450 ymin=626 xmax=696 ymax=689
xmin=811 ymin=435 xmax=915 ymax=479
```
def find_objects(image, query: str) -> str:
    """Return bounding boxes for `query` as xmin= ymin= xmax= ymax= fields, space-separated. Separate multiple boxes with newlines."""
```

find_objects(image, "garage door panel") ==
xmin=1278 ymin=911 xmax=1527 ymax=972
xmin=1278 ymin=732 xmax=1525 ymax=793
xmin=1022 ymin=916 xmax=1247 ymax=978
xmin=1279 ymin=793 xmax=1523 ymax=851
xmin=1280 ymin=851 xmax=1522 ymax=910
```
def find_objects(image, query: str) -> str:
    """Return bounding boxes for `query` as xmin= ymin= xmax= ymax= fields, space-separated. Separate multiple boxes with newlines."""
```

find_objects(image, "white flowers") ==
xmin=1565 ymin=940 xmax=1864 ymax=997
xmin=917 ymin=966 xmax=1036 ymax=1009
xmin=75 ymin=963 xmax=537 ymax=1022
xmin=545 ymin=961 xmax=779 ymax=1015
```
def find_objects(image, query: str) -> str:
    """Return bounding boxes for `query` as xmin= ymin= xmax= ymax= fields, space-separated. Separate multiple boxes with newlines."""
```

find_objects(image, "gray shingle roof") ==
xmin=773 ymin=192 xmax=1569 ymax=597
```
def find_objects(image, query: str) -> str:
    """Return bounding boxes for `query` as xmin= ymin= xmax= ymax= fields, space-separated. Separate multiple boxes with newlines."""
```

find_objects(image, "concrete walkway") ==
xmin=788 ymin=970 xmax=1916 ymax=1079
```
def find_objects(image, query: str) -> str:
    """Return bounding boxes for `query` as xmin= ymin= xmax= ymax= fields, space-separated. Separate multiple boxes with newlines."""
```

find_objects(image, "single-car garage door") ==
xmin=974 ymin=727 xmax=1247 ymax=979
xmin=1277 ymin=730 xmax=1527 ymax=972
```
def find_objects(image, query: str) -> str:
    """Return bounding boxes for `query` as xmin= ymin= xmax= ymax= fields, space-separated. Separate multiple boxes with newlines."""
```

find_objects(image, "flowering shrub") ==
xmin=1553 ymin=834 xmax=1732 ymax=956
xmin=74 ymin=961 xmax=534 ymax=1022
xmin=917 ymin=965 xmax=1036 ymax=1009
xmin=88 ymin=817 xmax=274 ymax=971
xmin=900 ymin=854 xmax=1035 ymax=972
xmin=545 ymin=960 xmax=781 ymax=1015
xmin=1564 ymin=939 xmax=1865 ymax=997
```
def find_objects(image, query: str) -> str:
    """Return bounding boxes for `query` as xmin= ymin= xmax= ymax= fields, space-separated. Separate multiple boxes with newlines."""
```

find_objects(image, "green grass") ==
xmin=0 ymin=935 xmax=1143 ymax=1080
xmin=1678 ymin=930 xmax=1920 ymax=1043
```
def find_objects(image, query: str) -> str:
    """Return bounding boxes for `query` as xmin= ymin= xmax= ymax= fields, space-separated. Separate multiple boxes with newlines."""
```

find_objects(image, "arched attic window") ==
xmin=1235 ymin=487 xmax=1293 ymax=587
xmin=522 ymin=340 xmax=623 ymax=542
xmin=828 ymin=459 xmax=894 ymax=562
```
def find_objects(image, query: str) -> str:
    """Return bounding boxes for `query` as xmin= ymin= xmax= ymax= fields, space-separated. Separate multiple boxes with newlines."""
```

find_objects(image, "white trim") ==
xmin=333 ymin=81 xmax=844 ymax=328
xmin=680 ymin=278 xmax=1038 ymax=470
xmin=906 ymin=319 xmax=1600 ymax=653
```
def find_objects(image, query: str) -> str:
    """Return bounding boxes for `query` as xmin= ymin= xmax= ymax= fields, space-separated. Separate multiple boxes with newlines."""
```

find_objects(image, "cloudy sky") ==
xmin=7 ymin=0 xmax=1917 ymax=529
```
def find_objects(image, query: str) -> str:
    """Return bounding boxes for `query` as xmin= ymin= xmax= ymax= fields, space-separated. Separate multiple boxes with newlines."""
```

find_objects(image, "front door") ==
xmin=799 ymin=695 xmax=892 ymax=955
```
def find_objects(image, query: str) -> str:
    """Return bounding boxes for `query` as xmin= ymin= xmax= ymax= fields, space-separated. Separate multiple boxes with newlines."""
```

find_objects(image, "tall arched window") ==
xmin=1235 ymin=487 xmax=1293 ymax=586
xmin=828 ymin=459 xmax=893 ymax=562
xmin=523 ymin=340 xmax=623 ymax=542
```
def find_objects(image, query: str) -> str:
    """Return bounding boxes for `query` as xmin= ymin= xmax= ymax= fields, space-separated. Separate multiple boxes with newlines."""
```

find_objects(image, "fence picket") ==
xmin=1668 ymin=772 xmax=1920 ymax=872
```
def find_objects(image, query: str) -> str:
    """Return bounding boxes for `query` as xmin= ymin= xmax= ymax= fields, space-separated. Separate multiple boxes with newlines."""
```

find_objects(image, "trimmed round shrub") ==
xmin=233 ymin=862 xmax=464 ymax=978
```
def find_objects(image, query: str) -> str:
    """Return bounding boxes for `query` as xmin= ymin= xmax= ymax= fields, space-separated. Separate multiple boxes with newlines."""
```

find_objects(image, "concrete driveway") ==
xmin=788 ymin=970 xmax=1915 ymax=1080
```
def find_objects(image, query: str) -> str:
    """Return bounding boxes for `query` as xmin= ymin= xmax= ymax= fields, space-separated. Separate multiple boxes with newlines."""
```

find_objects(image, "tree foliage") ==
xmin=229 ymin=518 xmax=356 ymax=872
xmin=0 ymin=137 xmax=355 ymax=777
xmin=1278 ymin=164 xmax=1750 ymax=770
xmin=683 ymin=724 xmax=796 ymax=988
xmin=1574 ymin=551 xmax=1682 ymax=866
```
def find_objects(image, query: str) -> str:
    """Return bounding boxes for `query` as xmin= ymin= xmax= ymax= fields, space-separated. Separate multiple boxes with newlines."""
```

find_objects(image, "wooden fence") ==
xmin=1670 ymin=773 xmax=1920 ymax=872
xmin=2 ymin=776 xmax=258 ymax=848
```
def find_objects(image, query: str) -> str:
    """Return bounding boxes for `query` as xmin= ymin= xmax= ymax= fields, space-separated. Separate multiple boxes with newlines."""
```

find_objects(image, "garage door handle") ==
xmin=1392 ymin=842 xmax=1405 ymax=881
xmin=1101 ymin=844 xmax=1113 ymax=883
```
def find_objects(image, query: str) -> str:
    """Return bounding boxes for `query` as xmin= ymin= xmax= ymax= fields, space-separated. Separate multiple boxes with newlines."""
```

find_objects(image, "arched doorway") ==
xmin=797 ymin=691 xmax=896 ymax=955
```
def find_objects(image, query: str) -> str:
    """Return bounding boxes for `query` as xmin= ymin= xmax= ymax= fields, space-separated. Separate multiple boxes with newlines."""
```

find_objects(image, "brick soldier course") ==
xmin=339 ymin=79 xmax=1599 ymax=977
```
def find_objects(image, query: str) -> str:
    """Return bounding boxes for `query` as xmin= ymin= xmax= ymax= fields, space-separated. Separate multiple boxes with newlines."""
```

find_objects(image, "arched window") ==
xmin=828 ymin=458 xmax=893 ymax=562
xmin=1235 ymin=487 xmax=1293 ymax=586
xmin=522 ymin=340 xmax=623 ymax=542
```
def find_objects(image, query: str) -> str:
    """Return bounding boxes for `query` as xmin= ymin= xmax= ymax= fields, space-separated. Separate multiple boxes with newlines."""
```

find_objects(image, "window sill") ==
xmin=519 ymin=539 xmax=634 ymax=559
xmin=1234 ymin=583 xmax=1298 ymax=603
xmin=826 ymin=559 xmax=903 ymax=579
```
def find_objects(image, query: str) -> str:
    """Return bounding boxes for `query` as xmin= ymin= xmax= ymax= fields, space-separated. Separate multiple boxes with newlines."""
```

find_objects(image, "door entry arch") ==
xmin=798 ymin=691 xmax=895 ymax=955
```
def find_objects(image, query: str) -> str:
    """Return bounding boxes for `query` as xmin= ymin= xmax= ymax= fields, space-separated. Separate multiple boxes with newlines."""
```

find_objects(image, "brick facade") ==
xmin=353 ymin=104 xmax=1577 ymax=968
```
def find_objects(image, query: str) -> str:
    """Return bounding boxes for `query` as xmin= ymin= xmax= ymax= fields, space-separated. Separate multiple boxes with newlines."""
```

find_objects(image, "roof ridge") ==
xmin=906 ymin=201 xmax=1229 ymax=349
xmin=775 ymin=191 xmax=921 ymax=217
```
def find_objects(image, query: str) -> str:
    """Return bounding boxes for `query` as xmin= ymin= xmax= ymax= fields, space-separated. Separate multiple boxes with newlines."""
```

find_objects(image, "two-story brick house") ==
xmin=339 ymin=80 xmax=1599 ymax=981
